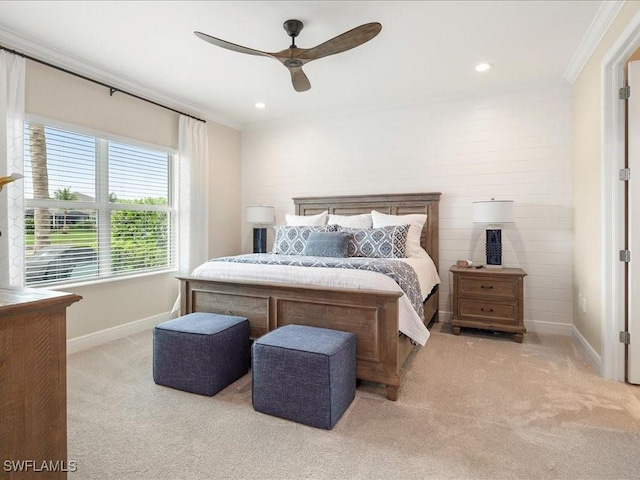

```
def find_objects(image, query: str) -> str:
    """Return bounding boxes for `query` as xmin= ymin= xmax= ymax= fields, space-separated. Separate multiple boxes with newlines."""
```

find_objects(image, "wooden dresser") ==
xmin=450 ymin=266 xmax=527 ymax=343
xmin=0 ymin=288 xmax=81 ymax=479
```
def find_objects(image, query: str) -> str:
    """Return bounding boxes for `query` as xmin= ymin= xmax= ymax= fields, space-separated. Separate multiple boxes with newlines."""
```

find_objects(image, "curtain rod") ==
xmin=0 ymin=44 xmax=206 ymax=123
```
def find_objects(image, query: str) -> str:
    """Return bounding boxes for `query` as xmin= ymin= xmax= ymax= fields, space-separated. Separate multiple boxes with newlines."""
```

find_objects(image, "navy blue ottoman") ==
xmin=153 ymin=312 xmax=250 ymax=396
xmin=252 ymin=324 xmax=357 ymax=429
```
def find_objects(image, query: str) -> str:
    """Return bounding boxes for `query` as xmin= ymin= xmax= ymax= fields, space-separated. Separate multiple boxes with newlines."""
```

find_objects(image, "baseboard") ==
xmin=67 ymin=311 xmax=171 ymax=355
xmin=524 ymin=319 xmax=573 ymax=336
xmin=438 ymin=313 xmax=573 ymax=336
xmin=570 ymin=324 xmax=602 ymax=374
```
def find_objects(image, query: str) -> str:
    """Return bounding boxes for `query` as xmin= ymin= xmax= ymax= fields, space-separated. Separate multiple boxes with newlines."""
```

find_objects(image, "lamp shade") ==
xmin=473 ymin=200 xmax=514 ymax=224
xmin=246 ymin=205 xmax=275 ymax=224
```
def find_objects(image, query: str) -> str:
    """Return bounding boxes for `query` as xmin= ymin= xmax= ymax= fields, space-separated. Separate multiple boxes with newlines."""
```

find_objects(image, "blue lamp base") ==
xmin=253 ymin=228 xmax=267 ymax=254
xmin=486 ymin=228 xmax=503 ymax=268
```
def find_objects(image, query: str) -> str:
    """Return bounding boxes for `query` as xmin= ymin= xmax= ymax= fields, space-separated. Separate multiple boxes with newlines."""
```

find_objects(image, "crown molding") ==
xmin=563 ymin=0 xmax=625 ymax=85
xmin=0 ymin=27 xmax=241 ymax=130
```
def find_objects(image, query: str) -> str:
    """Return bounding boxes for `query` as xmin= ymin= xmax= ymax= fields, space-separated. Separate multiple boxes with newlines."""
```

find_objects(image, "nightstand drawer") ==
xmin=458 ymin=276 xmax=518 ymax=299
xmin=458 ymin=299 xmax=517 ymax=324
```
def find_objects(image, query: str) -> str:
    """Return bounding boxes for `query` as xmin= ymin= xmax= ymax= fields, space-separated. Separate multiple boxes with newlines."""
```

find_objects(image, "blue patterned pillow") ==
xmin=338 ymin=225 xmax=410 ymax=258
xmin=272 ymin=225 xmax=338 ymax=255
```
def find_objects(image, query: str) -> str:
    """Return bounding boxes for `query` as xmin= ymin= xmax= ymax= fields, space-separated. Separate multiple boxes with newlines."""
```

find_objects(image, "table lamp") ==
xmin=473 ymin=198 xmax=514 ymax=269
xmin=246 ymin=205 xmax=275 ymax=253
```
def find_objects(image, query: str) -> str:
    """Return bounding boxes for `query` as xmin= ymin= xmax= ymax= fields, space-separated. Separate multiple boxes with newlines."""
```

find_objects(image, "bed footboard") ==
xmin=179 ymin=276 xmax=407 ymax=400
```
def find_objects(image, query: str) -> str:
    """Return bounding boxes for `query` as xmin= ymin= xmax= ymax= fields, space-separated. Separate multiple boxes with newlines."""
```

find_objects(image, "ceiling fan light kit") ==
xmin=194 ymin=19 xmax=382 ymax=92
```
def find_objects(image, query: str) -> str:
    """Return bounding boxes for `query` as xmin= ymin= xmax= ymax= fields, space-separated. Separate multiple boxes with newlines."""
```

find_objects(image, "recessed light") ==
xmin=255 ymin=102 xmax=266 ymax=109
xmin=476 ymin=63 xmax=491 ymax=72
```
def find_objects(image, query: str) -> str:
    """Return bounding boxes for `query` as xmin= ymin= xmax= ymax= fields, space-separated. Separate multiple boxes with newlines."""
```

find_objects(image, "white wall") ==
xmin=241 ymin=82 xmax=573 ymax=331
xmin=208 ymin=121 xmax=242 ymax=258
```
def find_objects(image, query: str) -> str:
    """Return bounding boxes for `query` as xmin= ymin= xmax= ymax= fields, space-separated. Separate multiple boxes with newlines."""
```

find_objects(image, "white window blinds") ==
xmin=24 ymin=122 xmax=176 ymax=286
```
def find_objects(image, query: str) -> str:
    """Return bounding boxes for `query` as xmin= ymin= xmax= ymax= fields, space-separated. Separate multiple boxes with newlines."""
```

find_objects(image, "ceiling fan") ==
xmin=194 ymin=20 xmax=382 ymax=92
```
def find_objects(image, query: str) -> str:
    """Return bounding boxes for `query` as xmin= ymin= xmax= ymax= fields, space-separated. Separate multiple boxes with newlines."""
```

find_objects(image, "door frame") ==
xmin=602 ymin=10 xmax=640 ymax=381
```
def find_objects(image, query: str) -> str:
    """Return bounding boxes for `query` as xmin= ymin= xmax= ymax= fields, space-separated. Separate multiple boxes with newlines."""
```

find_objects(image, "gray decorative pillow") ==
xmin=338 ymin=224 xmax=410 ymax=258
xmin=303 ymin=232 xmax=351 ymax=258
xmin=272 ymin=225 xmax=338 ymax=255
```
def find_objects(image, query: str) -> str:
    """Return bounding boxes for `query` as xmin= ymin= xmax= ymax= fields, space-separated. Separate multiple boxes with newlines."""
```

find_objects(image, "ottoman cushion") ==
xmin=252 ymin=324 xmax=356 ymax=429
xmin=153 ymin=312 xmax=250 ymax=396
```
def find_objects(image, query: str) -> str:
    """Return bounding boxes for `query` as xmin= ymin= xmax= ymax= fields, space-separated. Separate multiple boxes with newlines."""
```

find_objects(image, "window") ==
xmin=23 ymin=121 xmax=176 ymax=286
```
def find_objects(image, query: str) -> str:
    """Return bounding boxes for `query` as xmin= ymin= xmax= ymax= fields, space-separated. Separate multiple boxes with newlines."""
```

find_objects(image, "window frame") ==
xmin=23 ymin=114 xmax=178 ymax=288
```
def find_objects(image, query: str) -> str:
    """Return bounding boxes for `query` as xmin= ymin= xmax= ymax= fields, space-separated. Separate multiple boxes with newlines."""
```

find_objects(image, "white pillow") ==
xmin=327 ymin=213 xmax=372 ymax=229
xmin=370 ymin=210 xmax=427 ymax=258
xmin=285 ymin=211 xmax=328 ymax=226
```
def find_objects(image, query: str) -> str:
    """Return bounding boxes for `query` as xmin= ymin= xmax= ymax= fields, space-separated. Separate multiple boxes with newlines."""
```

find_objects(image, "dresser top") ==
xmin=449 ymin=265 xmax=527 ymax=277
xmin=0 ymin=287 xmax=81 ymax=316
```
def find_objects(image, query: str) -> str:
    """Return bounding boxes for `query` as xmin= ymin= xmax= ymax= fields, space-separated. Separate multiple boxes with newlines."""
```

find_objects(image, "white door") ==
xmin=628 ymin=61 xmax=640 ymax=384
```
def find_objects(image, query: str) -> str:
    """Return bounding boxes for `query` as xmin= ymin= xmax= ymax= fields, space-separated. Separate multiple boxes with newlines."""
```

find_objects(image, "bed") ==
xmin=179 ymin=192 xmax=441 ymax=400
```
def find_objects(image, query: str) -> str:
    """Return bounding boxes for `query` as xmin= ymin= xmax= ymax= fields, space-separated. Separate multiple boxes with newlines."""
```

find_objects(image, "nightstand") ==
xmin=450 ymin=266 xmax=527 ymax=343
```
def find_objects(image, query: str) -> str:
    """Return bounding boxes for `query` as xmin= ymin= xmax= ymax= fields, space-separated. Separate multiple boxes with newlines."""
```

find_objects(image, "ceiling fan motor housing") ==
xmin=284 ymin=59 xmax=303 ymax=68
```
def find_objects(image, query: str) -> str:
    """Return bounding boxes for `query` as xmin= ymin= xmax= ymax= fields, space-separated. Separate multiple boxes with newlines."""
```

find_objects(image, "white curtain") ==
xmin=178 ymin=115 xmax=209 ymax=274
xmin=0 ymin=51 xmax=25 ymax=288
xmin=171 ymin=116 xmax=209 ymax=317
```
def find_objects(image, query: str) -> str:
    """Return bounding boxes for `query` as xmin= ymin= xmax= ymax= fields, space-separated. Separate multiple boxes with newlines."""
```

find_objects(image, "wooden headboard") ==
xmin=293 ymin=192 xmax=441 ymax=272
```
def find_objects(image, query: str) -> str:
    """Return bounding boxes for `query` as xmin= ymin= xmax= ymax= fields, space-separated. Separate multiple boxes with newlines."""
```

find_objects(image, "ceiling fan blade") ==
xmin=289 ymin=66 xmax=311 ymax=92
xmin=194 ymin=31 xmax=274 ymax=59
xmin=298 ymin=22 xmax=382 ymax=61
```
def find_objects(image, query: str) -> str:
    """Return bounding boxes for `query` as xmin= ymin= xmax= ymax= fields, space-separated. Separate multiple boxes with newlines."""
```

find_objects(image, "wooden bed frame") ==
xmin=179 ymin=192 xmax=441 ymax=400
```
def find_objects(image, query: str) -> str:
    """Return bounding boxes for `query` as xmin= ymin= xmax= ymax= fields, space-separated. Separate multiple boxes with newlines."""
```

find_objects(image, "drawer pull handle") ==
xmin=480 ymin=285 xmax=494 ymax=289
xmin=481 ymin=308 xmax=494 ymax=313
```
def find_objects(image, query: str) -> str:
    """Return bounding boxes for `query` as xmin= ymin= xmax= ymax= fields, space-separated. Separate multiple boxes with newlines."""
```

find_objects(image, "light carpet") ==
xmin=67 ymin=323 xmax=640 ymax=479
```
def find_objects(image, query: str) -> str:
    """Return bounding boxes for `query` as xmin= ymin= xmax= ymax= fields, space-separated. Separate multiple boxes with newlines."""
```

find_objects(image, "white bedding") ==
xmin=190 ymin=253 xmax=440 ymax=346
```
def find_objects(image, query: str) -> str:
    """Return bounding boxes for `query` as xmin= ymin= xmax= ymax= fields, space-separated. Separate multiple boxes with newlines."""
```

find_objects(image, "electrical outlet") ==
xmin=577 ymin=292 xmax=587 ymax=314
xmin=578 ymin=292 xmax=583 ymax=310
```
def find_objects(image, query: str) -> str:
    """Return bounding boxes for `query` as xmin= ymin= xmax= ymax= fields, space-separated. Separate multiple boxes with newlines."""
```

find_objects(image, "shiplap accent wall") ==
xmin=241 ymin=82 xmax=573 ymax=331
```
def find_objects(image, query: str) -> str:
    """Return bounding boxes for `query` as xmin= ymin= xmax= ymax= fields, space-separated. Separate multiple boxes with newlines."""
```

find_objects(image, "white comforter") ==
xmin=190 ymin=253 xmax=440 ymax=345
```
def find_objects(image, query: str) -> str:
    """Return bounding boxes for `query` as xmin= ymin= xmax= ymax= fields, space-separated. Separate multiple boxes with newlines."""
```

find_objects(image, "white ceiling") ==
xmin=0 ymin=1 xmax=603 ymax=129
